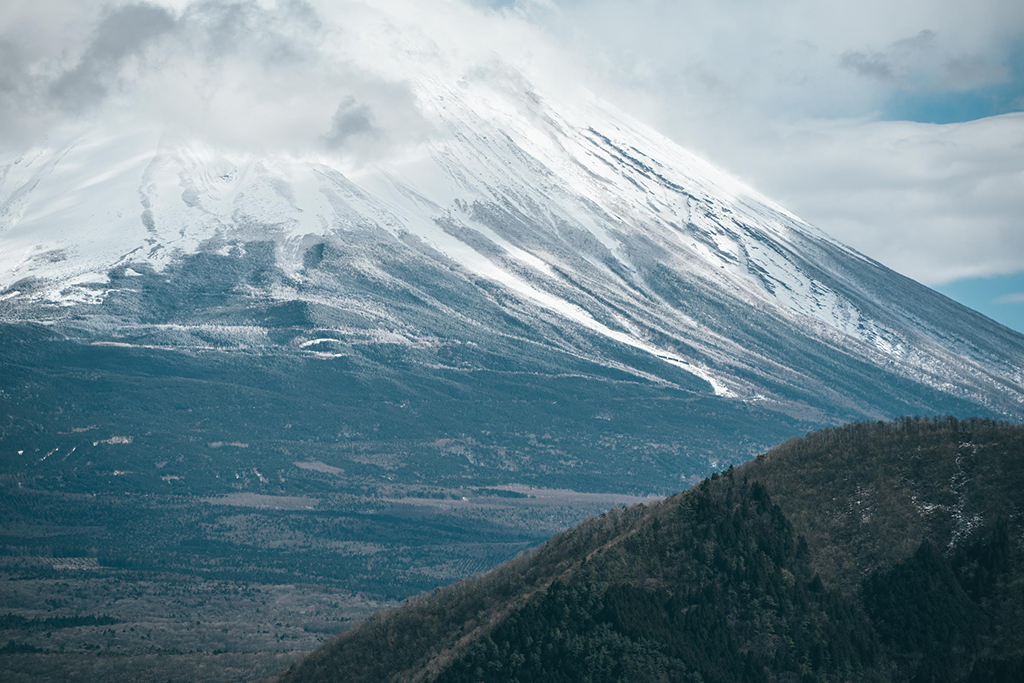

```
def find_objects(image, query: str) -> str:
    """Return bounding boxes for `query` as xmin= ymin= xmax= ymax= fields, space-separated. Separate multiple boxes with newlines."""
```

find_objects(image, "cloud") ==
xmin=521 ymin=1 xmax=1023 ymax=122
xmin=323 ymin=96 xmax=376 ymax=149
xmin=892 ymin=29 xmax=938 ymax=51
xmin=49 ymin=3 xmax=177 ymax=111
xmin=0 ymin=0 xmax=437 ymax=158
xmin=723 ymin=113 xmax=1024 ymax=285
xmin=943 ymin=55 xmax=1011 ymax=90
xmin=839 ymin=30 xmax=942 ymax=85
xmin=839 ymin=30 xmax=1011 ymax=92
xmin=840 ymin=51 xmax=896 ymax=81
xmin=996 ymin=292 xmax=1024 ymax=304
xmin=0 ymin=0 xmax=584 ymax=160
xmin=839 ymin=30 xmax=938 ymax=83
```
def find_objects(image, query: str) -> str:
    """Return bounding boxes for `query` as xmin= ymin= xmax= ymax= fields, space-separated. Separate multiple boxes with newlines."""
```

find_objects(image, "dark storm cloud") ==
xmin=0 ymin=41 xmax=22 ymax=92
xmin=943 ymin=54 xmax=1010 ymax=89
xmin=838 ymin=29 xmax=1008 ymax=92
xmin=323 ymin=96 xmax=376 ymax=149
xmin=45 ymin=0 xmax=321 ymax=113
xmin=50 ymin=3 xmax=178 ymax=111
xmin=0 ymin=36 xmax=49 ymax=141
xmin=839 ymin=51 xmax=896 ymax=81
xmin=892 ymin=29 xmax=938 ymax=51
xmin=0 ymin=0 xmax=432 ymax=158
xmin=838 ymin=30 xmax=937 ymax=83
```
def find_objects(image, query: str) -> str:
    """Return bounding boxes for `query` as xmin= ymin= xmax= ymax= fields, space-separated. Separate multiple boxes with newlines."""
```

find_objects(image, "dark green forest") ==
xmin=280 ymin=418 xmax=1024 ymax=683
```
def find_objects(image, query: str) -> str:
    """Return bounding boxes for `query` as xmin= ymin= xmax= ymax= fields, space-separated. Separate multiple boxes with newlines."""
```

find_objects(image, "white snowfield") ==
xmin=1 ymin=36 xmax=1023 ymax=416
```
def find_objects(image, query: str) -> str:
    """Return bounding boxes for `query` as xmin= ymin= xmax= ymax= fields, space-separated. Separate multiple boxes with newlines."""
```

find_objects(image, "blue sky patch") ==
xmin=882 ymin=41 xmax=1024 ymax=123
xmin=937 ymin=272 xmax=1024 ymax=333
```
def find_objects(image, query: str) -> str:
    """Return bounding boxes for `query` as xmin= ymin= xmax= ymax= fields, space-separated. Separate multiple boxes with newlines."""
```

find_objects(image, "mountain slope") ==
xmin=279 ymin=418 xmax=1024 ymax=683
xmin=2 ymin=50 xmax=1023 ymax=498
xmin=2 ymin=46 xmax=1024 ymax=422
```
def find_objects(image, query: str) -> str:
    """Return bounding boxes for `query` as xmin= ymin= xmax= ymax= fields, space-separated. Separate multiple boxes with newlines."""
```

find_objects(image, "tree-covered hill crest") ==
xmin=280 ymin=418 xmax=1024 ymax=683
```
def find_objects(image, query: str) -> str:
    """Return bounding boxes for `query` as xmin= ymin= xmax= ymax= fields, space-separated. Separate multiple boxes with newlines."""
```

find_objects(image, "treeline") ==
xmin=279 ymin=418 xmax=1024 ymax=683
xmin=861 ymin=518 xmax=1016 ymax=682
xmin=437 ymin=477 xmax=879 ymax=683
xmin=0 ymin=613 xmax=119 ymax=631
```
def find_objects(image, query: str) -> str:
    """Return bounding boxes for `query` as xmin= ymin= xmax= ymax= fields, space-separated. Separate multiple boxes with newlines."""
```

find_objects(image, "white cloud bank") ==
xmin=709 ymin=114 xmax=1024 ymax=286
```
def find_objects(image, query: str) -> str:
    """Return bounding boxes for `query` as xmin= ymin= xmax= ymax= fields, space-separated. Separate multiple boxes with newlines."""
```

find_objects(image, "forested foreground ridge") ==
xmin=278 ymin=417 xmax=1024 ymax=683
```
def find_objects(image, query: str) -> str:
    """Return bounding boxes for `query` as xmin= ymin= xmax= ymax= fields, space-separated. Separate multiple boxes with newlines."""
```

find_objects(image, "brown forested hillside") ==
xmin=279 ymin=418 xmax=1024 ymax=683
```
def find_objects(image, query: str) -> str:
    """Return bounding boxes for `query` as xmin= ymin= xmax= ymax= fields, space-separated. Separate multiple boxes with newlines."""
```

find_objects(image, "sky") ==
xmin=1 ymin=0 xmax=1023 ymax=332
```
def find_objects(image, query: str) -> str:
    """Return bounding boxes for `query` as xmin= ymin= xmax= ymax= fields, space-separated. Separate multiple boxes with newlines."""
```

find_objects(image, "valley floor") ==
xmin=0 ymin=485 xmax=653 ymax=682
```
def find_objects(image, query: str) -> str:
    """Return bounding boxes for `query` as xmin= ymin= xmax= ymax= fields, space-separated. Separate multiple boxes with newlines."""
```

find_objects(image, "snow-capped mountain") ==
xmin=1 ymin=16 xmax=1023 ymax=496
xmin=4 ymin=61 xmax=1023 ymax=414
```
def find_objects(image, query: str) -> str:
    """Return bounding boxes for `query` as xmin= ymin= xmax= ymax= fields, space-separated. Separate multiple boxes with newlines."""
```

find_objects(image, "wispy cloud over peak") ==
xmin=49 ymin=3 xmax=177 ymax=111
